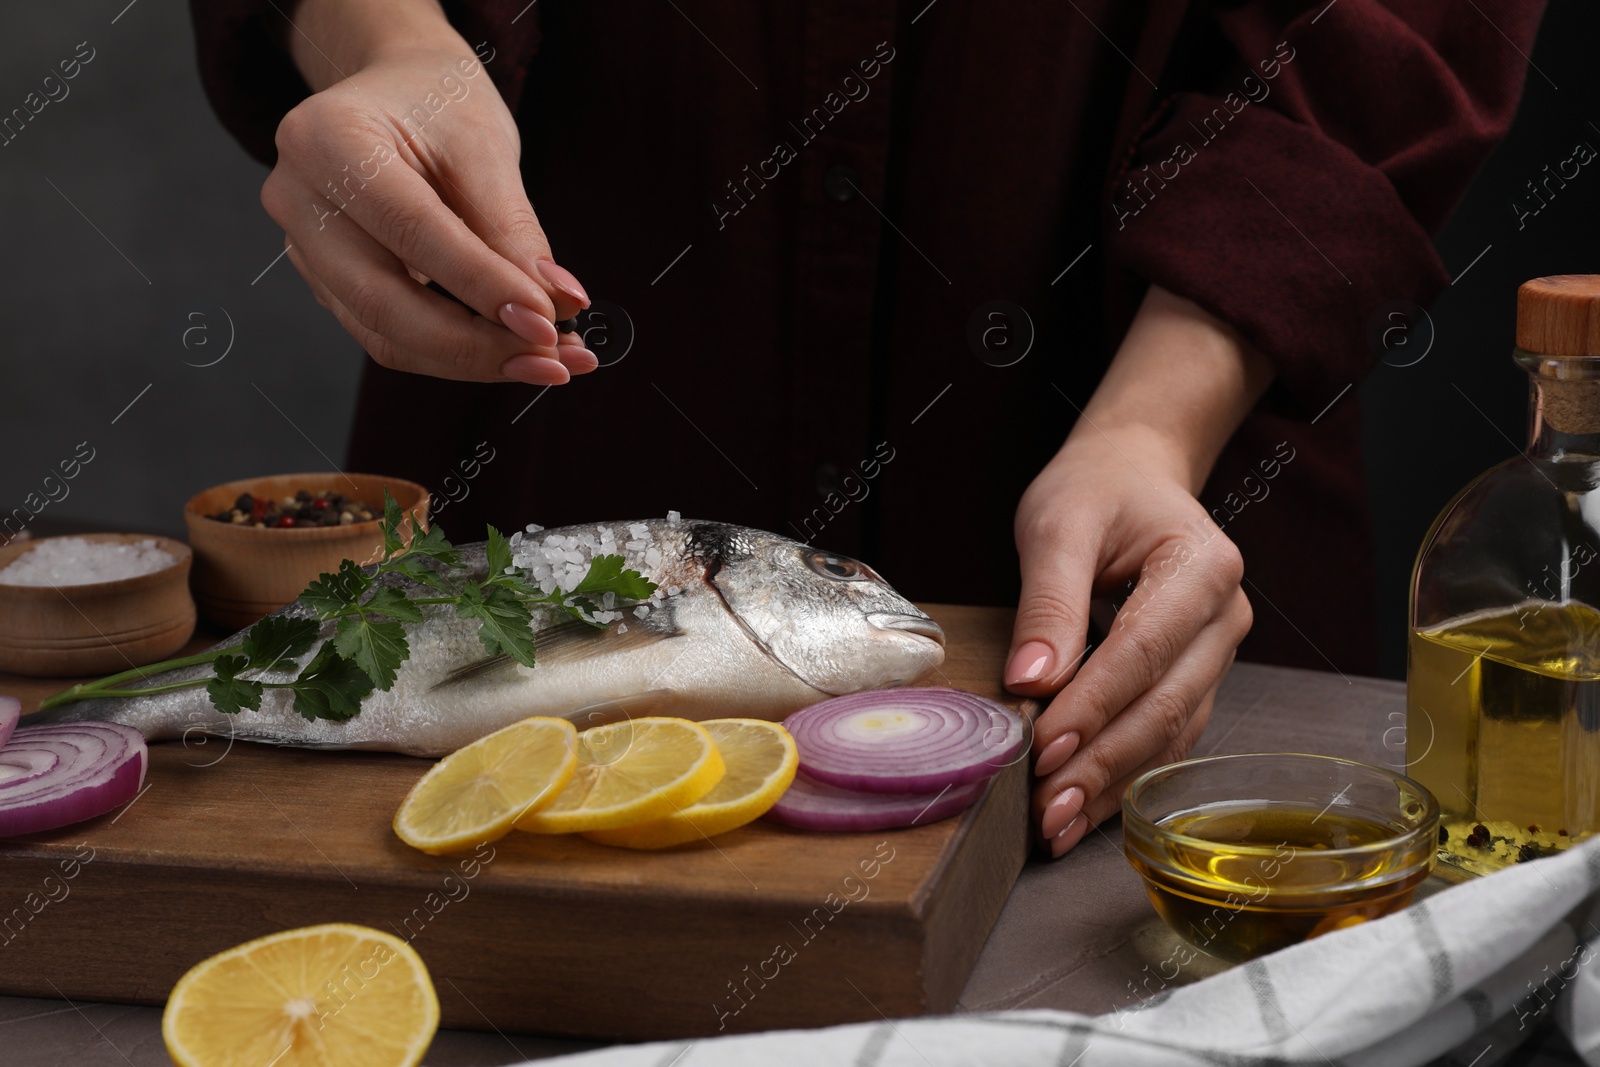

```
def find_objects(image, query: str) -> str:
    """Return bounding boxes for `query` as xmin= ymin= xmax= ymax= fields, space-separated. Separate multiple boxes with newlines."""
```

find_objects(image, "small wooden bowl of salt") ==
xmin=0 ymin=533 xmax=195 ymax=677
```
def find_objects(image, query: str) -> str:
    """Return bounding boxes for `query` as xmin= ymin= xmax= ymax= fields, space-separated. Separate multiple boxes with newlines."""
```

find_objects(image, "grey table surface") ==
xmin=0 ymin=663 xmax=1581 ymax=1066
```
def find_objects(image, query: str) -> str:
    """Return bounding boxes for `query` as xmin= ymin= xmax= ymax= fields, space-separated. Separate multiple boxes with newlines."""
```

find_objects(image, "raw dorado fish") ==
xmin=30 ymin=520 xmax=945 ymax=756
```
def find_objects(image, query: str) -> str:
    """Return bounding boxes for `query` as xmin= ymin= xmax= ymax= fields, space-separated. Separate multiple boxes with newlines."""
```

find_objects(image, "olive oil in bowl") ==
xmin=1123 ymin=754 xmax=1438 ymax=964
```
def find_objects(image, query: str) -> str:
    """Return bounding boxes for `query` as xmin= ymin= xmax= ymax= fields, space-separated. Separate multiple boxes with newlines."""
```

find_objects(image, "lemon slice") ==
xmin=394 ymin=716 xmax=577 ymax=855
xmin=585 ymin=719 xmax=798 ymax=849
xmin=516 ymin=717 xmax=724 ymax=834
xmin=163 ymin=923 xmax=438 ymax=1067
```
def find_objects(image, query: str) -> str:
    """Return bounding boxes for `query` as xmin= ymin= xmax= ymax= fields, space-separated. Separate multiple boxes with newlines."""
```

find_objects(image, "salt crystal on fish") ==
xmin=625 ymin=540 xmax=645 ymax=551
xmin=617 ymin=623 xmax=627 ymax=633
xmin=629 ymin=523 xmax=648 ymax=539
xmin=634 ymin=606 xmax=649 ymax=618
xmin=602 ymin=592 xmax=616 ymax=609
xmin=645 ymin=547 xmax=662 ymax=568
xmin=510 ymin=532 xmax=523 ymax=547
xmin=525 ymin=523 xmax=545 ymax=534
xmin=666 ymin=585 xmax=681 ymax=597
xmin=667 ymin=510 xmax=682 ymax=523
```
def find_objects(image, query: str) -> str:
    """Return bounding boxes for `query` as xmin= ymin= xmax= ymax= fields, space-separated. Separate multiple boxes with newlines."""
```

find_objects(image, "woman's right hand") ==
xmin=263 ymin=8 xmax=592 ymax=387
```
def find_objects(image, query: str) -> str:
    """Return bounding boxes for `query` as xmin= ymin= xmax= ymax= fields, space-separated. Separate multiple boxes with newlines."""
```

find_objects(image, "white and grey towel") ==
xmin=527 ymin=837 xmax=1600 ymax=1066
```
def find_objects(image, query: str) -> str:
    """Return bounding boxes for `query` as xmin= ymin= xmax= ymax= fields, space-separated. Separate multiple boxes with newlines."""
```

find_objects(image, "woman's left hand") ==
xmin=1007 ymin=426 xmax=1252 ymax=857
xmin=1003 ymin=284 xmax=1272 ymax=857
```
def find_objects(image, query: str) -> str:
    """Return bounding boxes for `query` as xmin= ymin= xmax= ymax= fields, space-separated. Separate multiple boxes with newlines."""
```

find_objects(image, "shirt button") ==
xmin=823 ymin=164 xmax=858 ymax=203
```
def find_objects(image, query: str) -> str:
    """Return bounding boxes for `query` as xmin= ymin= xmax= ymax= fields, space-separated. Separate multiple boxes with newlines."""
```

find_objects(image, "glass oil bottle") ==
xmin=1409 ymin=276 xmax=1600 ymax=875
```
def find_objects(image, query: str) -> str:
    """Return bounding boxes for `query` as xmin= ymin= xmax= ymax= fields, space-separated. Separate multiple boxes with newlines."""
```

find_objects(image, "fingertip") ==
xmin=500 ymin=302 xmax=559 ymax=348
xmin=1004 ymin=640 xmax=1054 ymax=690
xmin=1049 ymin=814 xmax=1090 ymax=858
xmin=536 ymin=260 xmax=590 ymax=314
xmin=555 ymin=344 xmax=599 ymax=374
xmin=1033 ymin=731 xmax=1080 ymax=778
xmin=501 ymin=355 xmax=570 ymax=386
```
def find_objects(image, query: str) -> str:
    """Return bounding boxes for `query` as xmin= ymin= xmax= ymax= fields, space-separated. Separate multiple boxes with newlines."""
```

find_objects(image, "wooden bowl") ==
xmin=0 ymin=534 xmax=196 ymax=677
xmin=183 ymin=473 xmax=430 ymax=630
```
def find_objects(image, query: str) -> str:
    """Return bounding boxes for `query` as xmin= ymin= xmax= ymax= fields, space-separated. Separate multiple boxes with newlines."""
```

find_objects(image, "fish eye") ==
xmin=807 ymin=551 xmax=867 ymax=581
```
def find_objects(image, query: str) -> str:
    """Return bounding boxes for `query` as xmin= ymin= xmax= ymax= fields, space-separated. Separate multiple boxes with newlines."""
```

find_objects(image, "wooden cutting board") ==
xmin=0 ymin=603 xmax=1035 ymax=1041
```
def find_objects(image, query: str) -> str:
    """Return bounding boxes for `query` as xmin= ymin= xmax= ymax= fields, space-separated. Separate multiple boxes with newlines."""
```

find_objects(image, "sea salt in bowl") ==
xmin=183 ymin=473 xmax=429 ymax=630
xmin=0 ymin=533 xmax=196 ymax=677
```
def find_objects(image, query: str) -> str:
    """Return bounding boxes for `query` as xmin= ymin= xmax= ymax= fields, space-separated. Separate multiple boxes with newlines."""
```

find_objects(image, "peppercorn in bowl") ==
xmin=183 ymin=473 xmax=429 ymax=629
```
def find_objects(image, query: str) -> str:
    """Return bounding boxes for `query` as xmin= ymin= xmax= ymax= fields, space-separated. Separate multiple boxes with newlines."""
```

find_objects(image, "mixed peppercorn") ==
xmin=208 ymin=490 xmax=377 ymax=529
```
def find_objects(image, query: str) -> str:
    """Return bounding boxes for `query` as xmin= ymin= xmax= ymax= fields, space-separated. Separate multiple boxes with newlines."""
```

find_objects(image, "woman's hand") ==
xmin=263 ymin=0 xmax=592 ymax=386
xmin=1005 ymin=286 xmax=1272 ymax=857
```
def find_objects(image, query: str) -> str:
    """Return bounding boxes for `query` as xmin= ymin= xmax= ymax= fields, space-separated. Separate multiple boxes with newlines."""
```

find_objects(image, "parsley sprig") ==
xmin=38 ymin=492 xmax=657 ymax=721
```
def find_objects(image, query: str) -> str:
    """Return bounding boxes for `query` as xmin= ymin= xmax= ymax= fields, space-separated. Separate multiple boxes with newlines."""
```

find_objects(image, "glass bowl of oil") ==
xmin=1123 ymin=753 xmax=1438 ymax=963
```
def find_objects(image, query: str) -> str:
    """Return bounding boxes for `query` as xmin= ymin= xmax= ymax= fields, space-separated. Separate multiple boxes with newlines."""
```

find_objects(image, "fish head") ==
xmin=691 ymin=524 xmax=946 ymax=694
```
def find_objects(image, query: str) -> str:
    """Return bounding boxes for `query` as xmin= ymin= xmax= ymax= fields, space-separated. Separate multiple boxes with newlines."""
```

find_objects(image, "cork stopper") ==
xmin=1517 ymin=276 xmax=1600 ymax=434
xmin=1518 ymin=276 xmax=1600 ymax=356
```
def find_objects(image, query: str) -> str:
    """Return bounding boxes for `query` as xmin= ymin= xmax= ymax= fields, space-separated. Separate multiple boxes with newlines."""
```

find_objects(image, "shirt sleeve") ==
xmin=1102 ymin=0 xmax=1547 ymax=418
xmin=186 ymin=0 xmax=542 ymax=168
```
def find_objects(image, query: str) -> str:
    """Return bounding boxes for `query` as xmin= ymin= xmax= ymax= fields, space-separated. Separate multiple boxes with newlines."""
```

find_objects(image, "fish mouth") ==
xmin=866 ymin=612 xmax=946 ymax=646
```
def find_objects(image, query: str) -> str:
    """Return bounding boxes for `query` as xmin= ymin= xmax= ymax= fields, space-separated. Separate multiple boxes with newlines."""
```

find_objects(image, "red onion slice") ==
xmin=0 ymin=695 xmax=17 ymax=750
xmin=0 ymin=722 xmax=147 ymax=836
xmin=783 ymin=687 xmax=1025 ymax=794
xmin=764 ymin=771 xmax=988 ymax=832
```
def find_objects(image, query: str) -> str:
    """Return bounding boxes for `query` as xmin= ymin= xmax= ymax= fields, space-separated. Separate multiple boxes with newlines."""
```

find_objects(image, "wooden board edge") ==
xmin=910 ymin=697 xmax=1038 ymax=1012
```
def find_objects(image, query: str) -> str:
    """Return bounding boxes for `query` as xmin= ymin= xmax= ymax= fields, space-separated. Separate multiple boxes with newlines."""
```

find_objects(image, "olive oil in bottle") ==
xmin=1408 ymin=601 xmax=1600 ymax=873
xmin=1127 ymin=803 xmax=1431 ymax=963
xmin=1407 ymin=275 xmax=1600 ymax=875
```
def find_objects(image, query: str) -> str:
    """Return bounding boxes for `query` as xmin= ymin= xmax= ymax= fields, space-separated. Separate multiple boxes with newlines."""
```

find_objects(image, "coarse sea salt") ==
xmin=0 ymin=537 xmax=175 ymax=587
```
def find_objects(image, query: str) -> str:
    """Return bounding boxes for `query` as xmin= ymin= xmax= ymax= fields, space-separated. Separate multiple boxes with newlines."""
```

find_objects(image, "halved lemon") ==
xmin=162 ymin=923 xmax=438 ymax=1067
xmin=515 ymin=717 xmax=724 ymax=834
xmin=394 ymin=716 xmax=577 ymax=854
xmin=585 ymin=719 xmax=797 ymax=849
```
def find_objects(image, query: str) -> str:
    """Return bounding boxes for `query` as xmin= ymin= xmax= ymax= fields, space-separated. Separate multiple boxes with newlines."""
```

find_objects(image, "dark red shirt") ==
xmin=189 ymin=0 xmax=1544 ymax=675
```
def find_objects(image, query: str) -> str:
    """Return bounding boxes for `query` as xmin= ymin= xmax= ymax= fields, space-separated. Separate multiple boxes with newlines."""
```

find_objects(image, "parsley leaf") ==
xmin=381 ymin=487 xmax=406 ymax=559
xmin=300 ymin=559 xmax=372 ymax=618
xmin=333 ymin=616 xmax=409 ymax=692
xmin=481 ymin=525 xmax=538 ymax=595
xmin=569 ymin=554 xmax=657 ymax=602
xmin=387 ymin=554 xmax=450 ymax=593
xmin=240 ymin=616 xmax=320 ymax=672
xmin=206 ymin=654 xmax=263 ymax=715
xmin=406 ymin=520 xmax=461 ymax=568
xmin=484 ymin=524 xmax=513 ymax=579
xmin=454 ymin=583 xmax=537 ymax=669
xmin=363 ymin=586 xmax=424 ymax=622
xmin=290 ymin=644 xmax=374 ymax=722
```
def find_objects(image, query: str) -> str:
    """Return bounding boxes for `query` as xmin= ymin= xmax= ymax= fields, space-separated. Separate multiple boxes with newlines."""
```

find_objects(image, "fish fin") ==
xmin=430 ymin=608 xmax=681 ymax=691
xmin=563 ymin=689 xmax=678 ymax=730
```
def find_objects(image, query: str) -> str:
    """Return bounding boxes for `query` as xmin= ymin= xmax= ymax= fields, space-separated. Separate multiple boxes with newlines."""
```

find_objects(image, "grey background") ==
xmin=0 ymin=1 xmax=1597 ymax=679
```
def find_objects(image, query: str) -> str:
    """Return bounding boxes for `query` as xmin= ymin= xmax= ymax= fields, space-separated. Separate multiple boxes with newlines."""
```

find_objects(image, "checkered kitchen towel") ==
xmin=531 ymin=836 xmax=1600 ymax=1067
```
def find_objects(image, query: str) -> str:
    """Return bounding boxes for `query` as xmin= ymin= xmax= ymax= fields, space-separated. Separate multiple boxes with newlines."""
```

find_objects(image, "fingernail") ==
xmin=1034 ymin=732 xmax=1079 ymax=778
xmin=1006 ymin=640 xmax=1053 ymax=687
xmin=500 ymin=355 xmax=570 ymax=386
xmin=499 ymin=302 xmax=559 ymax=347
xmin=1040 ymin=786 xmax=1084 ymax=840
xmin=537 ymin=261 xmax=590 ymax=307
xmin=1051 ymin=815 xmax=1089 ymax=858
xmin=556 ymin=344 xmax=598 ymax=374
